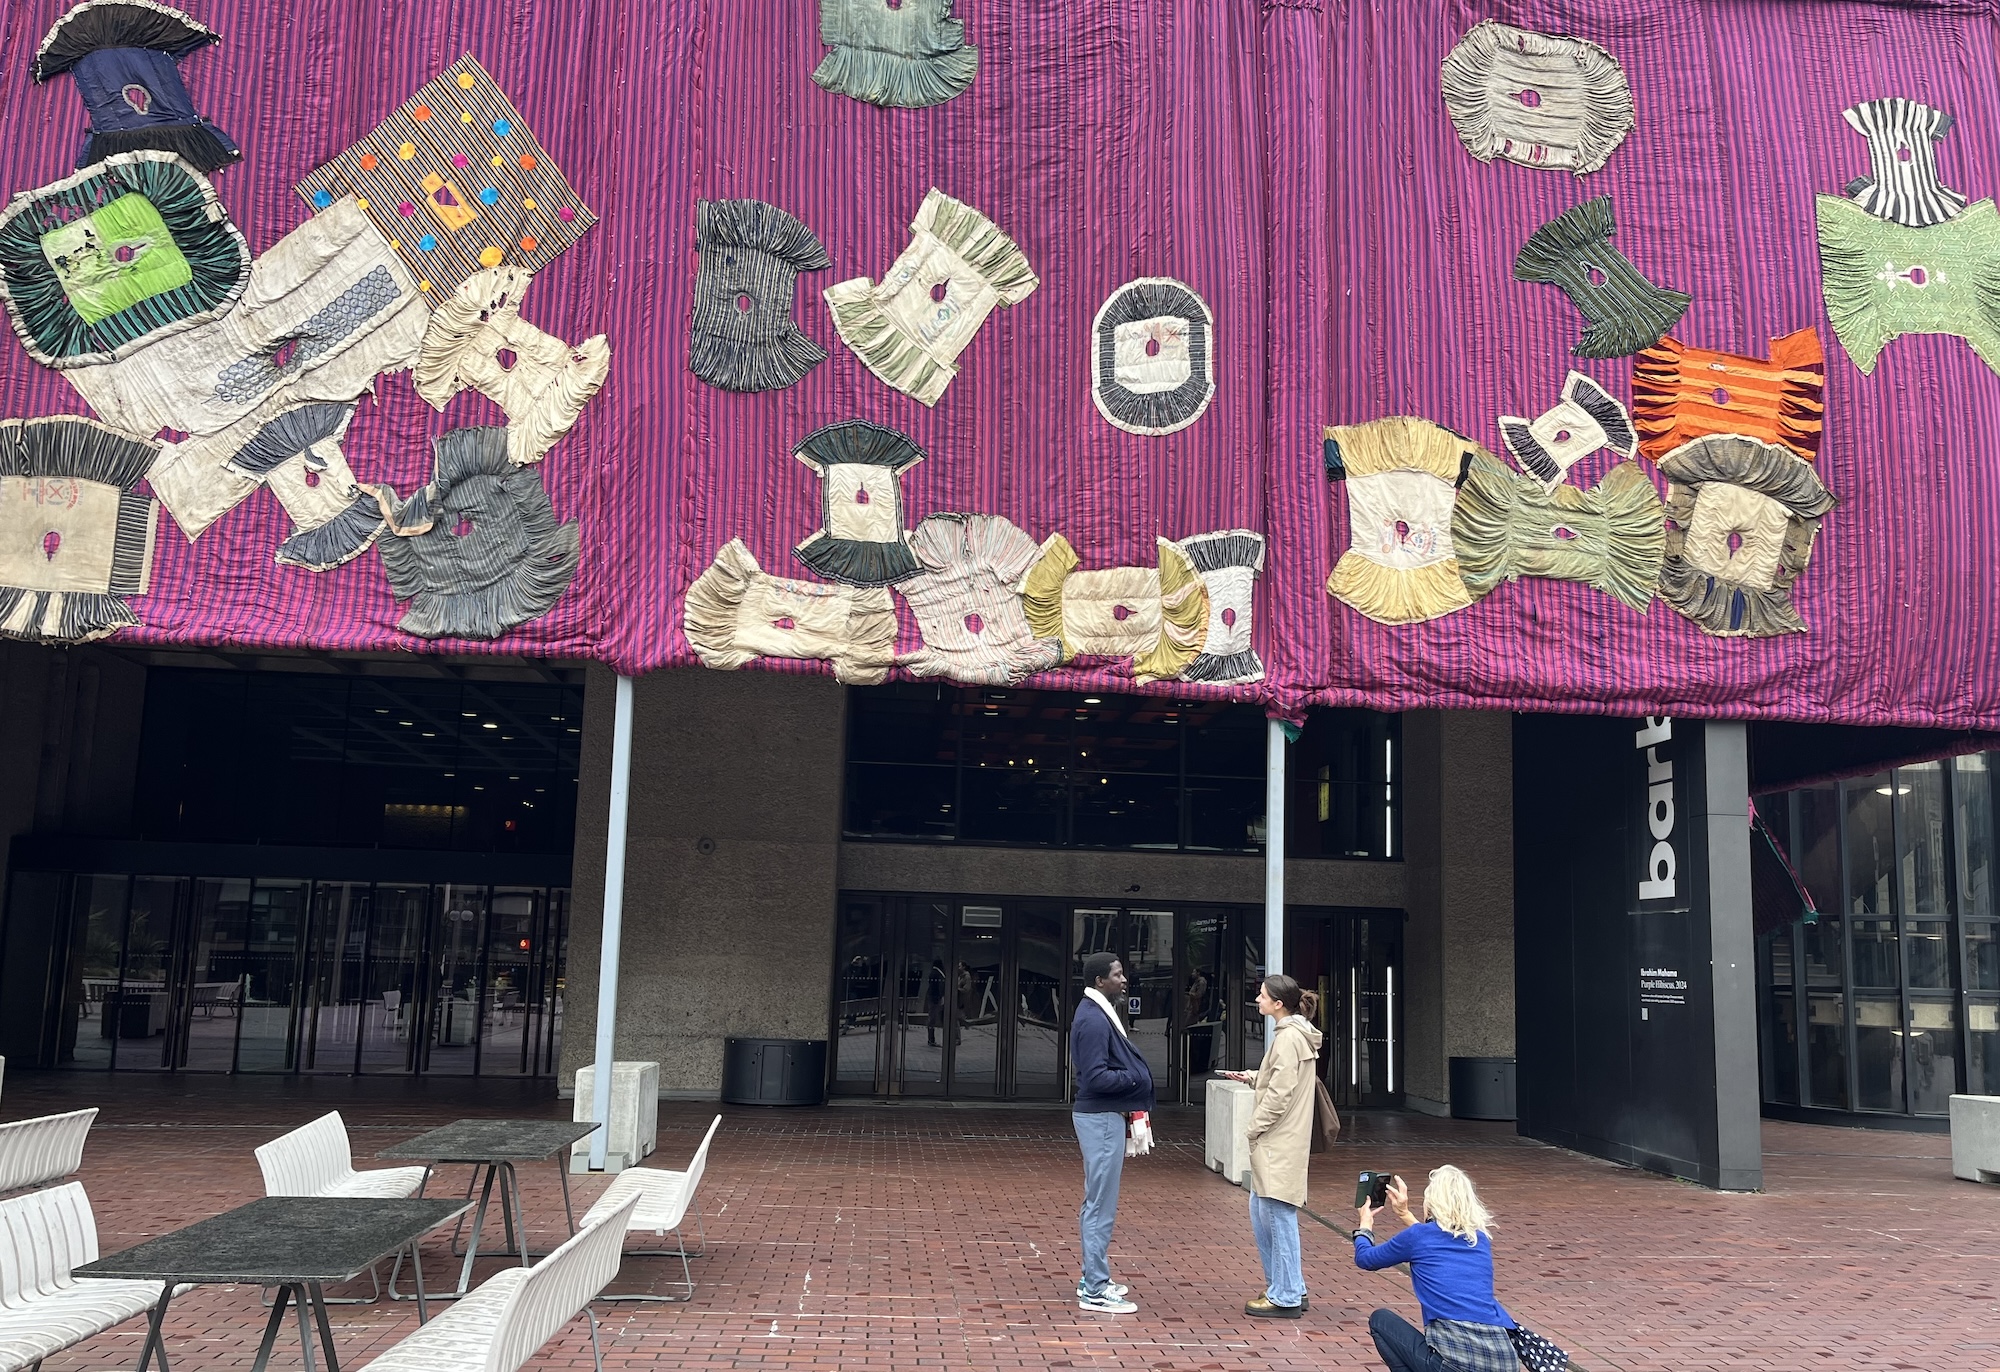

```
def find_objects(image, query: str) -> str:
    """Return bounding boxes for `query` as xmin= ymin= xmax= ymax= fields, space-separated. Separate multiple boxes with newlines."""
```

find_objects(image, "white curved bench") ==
xmin=256 ymin=1111 xmax=429 ymax=1304
xmin=361 ymin=1194 xmax=637 ymax=1372
xmin=581 ymin=1115 xmax=721 ymax=1301
xmin=0 ymin=1181 xmax=181 ymax=1372
xmin=0 ymin=1110 xmax=96 ymax=1198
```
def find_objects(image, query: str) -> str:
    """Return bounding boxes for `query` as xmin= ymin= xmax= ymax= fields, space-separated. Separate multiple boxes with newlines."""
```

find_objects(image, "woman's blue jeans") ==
xmin=1248 ymin=1188 xmax=1305 ymax=1306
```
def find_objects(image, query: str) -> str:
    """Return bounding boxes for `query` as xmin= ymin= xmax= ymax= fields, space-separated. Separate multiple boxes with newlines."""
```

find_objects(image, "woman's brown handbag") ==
xmin=1309 ymin=1075 xmax=1341 ymax=1153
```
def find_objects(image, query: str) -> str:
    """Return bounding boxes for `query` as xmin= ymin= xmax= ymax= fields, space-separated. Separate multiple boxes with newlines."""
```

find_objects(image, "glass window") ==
xmin=1806 ymin=992 xmax=1847 ymax=1109
xmin=1969 ymin=923 xmax=1999 ymax=992
xmin=236 ymin=881 xmax=308 ymax=1073
xmin=63 ymin=875 xmax=129 ymax=1070
xmin=1905 ymin=919 xmax=1954 ymax=990
xmin=1970 ymin=1001 xmax=2000 ymax=1096
xmin=1845 ymin=778 xmax=1895 ymax=915
xmin=1907 ymin=1000 xmax=1958 ymax=1115
xmin=1853 ymin=995 xmax=1904 ymax=1112
xmin=1851 ymin=918 xmax=1899 ymax=988
xmin=1897 ymin=763 xmax=1949 ymax=915
xmin=1288 ymin=710 xmax=1401 ymax=859
xmin=1763 ymin=989 xmax=1799 ymax=1105
xmin=845 ymin=763 xmax=956 ymax=839
xmin=183 ymin=878 xmax=250 ymax=1071
xmin=1957 ymin=753 xmax=1995 ymax=919
xmin=1803 ymin=916 xmax=1844 ymax=986
xmin=1794 ymin=787 xmax=1842 ymax=916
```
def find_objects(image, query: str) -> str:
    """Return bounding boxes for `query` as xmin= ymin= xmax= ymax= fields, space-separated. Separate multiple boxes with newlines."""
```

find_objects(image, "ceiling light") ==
xmin=482 ymin=722 xmax=497 ymax=729
xmin=422 ymin=732 xmax=436 ymax=738
xmin=473 ymin=785 xmax=485 ymax=791
xmin=375 ymin=708 xmax=388 ymax=714
xmin=509 ymin=775 xmax=519 ymax=781
xmin=443 ymin=772 xmax=454 ymax=778
xmin=399 ymin=719 xmax=413 ymax=726
xmin=1083 ymin=696 xmax=1101 ymax=705
xmin=462 ymin=711 xmax=477 ymax=718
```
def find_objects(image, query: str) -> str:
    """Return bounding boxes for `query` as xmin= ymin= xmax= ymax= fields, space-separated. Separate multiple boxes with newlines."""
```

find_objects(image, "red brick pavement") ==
xmin=2 ymin=1074 xmax=1996 ymax=1372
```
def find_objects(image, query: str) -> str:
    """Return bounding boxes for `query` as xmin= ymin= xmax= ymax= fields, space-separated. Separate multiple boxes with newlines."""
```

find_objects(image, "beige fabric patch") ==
xmin=1061 ymin=566 xmax=1163 ymax=657
xmin=1679 ymin=482 xmax=1791 ymax=590
xmin=0 ymin=476 xmax=132 ymax=592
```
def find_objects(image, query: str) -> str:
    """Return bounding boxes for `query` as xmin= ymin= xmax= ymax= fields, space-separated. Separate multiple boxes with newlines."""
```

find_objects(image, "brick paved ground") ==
xmin=3 ymin=1073 xmax=1996 ymax=1372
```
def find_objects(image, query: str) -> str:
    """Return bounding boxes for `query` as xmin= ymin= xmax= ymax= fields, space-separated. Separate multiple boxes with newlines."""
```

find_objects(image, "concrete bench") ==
xmin=1950 ymin=1094 xmax=2000 ymax=1183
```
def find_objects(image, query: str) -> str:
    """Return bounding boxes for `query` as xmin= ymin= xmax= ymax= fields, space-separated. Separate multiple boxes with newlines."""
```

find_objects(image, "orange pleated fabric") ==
xmin=1632 ymin=326 xmax=1825 ymax=464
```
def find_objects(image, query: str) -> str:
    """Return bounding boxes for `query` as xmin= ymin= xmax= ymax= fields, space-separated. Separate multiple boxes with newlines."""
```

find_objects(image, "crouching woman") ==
xmin=1353 ymin=1165 xmax=1517 ymax=1372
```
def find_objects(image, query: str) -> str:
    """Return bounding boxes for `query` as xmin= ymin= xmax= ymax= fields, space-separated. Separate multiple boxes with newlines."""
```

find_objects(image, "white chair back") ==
xmin=256 ymin=1111 xmax=354 ymax=1196
xmin=484 ymin=1196 xmax=637 ymax=1372
xmin=679 ymin=1116 xmax=721 ymax=1210
xmin=0 ymin=1181 xmax=99 ymax=1307
xmin=0 ymin=1109 xmax=97 ymax=1197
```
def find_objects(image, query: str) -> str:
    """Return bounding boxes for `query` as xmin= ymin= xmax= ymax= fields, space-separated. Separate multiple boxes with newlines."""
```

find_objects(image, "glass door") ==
xmin=1289 ymin=908 xmax=1402 ymax=1109
xmin=301 ymin=883 xmax=371 ymax=1072
xmin=423 ymin=884 xmax=487 ymax=1075
xmin=832 ymin=897 xmax=890 ymax=1094
xmin=1181 ymin=911 xmax=1230 ymax=1097
xmin=484 ymin=888 xmax=542 ymax=1075
xmin=952 ymin=905 xmax=1004 ymax=1097
xmin=361 ymin=885 xmax=429 ymax=1072
xmin=1012 ymin=905 xmax=1067 ymax=1099
xmin=1070 ymin=907 xmax=1178 ymax=1102
xmin=237 ymin=881 xmax=309 ymax=1072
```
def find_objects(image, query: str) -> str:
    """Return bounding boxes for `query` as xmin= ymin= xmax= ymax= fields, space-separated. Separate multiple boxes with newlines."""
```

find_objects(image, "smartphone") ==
xmin=1354 ymin=1170 xmax=1393 ymax=1208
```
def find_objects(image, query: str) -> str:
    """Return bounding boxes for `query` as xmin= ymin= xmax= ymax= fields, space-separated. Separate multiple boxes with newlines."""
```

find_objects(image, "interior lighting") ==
xmin=482 ymin=721 xmax=498 ymax=729
xmin=1875 ymin=783 xmax=1912 ymax=796
xmin=463 ymin=711 xmax=477 ymax=717
xmin=399 ymin=719 xmax=413 ymax=726
xmin=422 ymin=731 xmax=436 ymax=738
xmin=375 ymin=708 xmax=389 ymax=714
xmin=1083 ymin=696 xmax=1102 ymax=705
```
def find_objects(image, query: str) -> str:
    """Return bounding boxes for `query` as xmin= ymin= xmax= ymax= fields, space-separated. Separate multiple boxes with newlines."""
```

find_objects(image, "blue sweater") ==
xmin=1353 ymin=1221 xmax=1515 ymax=1329
xmin=1069 ymin=999 xmax=1155 ymax=1114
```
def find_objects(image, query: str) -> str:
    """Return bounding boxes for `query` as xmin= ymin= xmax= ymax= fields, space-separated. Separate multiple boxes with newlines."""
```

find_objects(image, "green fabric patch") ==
xmin=40 ymin=194 xmax=193 ymax=326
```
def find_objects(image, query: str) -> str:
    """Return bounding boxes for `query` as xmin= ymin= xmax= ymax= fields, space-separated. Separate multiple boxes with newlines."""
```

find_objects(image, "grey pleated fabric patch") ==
xmin=812 ymin=0 xmax=978 ymax=109
xmin=690 ymin=199 xmax=832 ymax=393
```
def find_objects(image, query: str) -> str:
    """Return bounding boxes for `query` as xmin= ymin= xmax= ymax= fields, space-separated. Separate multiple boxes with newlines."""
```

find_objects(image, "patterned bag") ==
xmin=1508 ymin=1324 xmax=1570 ymax=1372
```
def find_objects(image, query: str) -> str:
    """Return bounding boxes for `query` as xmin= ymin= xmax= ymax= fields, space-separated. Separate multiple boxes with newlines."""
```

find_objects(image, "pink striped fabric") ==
xmin=0 ymin=0 xmax=1997 ymax=728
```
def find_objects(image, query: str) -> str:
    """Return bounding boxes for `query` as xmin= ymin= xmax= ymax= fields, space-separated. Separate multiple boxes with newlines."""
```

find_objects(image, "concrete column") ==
xmin=1398 ymin=710 xmax=1516 ymax=1114
xmin=1700 ymin=722 xmax=1764 ymax=1192
xmin=563 ymin=667 xmax=847 ymax=1095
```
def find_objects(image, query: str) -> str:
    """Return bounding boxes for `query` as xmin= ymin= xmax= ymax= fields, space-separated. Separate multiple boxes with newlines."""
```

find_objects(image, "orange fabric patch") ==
xmin=1632 ymin=327 xmax=1825 ymax=464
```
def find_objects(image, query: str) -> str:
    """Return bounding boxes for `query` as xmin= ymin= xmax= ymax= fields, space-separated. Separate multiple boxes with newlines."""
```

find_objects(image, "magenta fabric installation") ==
xmin=2 ymin=1 xmax=1999 ymax=728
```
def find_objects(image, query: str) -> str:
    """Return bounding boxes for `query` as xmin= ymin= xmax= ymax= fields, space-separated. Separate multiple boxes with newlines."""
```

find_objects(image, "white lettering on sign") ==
xmin=1635 ymin=716 xmax=1676 ymax=900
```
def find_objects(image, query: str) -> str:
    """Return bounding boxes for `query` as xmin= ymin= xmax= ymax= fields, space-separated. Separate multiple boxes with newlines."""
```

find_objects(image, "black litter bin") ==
xmin=721 ymin=1037 xmax=827 ymax=1105
xmin=1448 ymin=1056 xmax=1517 ymax=1121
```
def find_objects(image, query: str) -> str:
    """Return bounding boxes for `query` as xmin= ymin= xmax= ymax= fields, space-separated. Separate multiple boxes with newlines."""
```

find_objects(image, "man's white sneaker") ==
xmin=1078 ymin=1291 xmax=1138 ymax=1314
xmin=1078 ymin=1281 xmax=1130 ymax=1299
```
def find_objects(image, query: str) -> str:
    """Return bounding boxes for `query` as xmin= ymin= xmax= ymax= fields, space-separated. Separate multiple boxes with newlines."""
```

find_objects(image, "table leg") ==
xmin=411 ymin=1238 xmax=430 ymax=1324
xmin=133 ymin=1282 xmax=174 ymax=1372
xmin=249 ymin=1286 xmax=292 ymax=1372
xmin=556 ymin=1155 xmax=578 ymax=1235
xmin=497 ymin=1162 xmax=519 ymax=1257
xmin=293 ymin=1282 xmax=318 ymax=1372
xmin=307 ymin=1282 xmax=341 ymax=1372
xmin=456 ymin=1163 xmax=498 ymax=1296
xmin=505 ymin=1162 xmax=530 ymax=1266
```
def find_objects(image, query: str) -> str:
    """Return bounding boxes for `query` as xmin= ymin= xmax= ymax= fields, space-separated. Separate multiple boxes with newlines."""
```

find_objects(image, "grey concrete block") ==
xmin=1950 ymin=1094 xmax=2000 ymax=1183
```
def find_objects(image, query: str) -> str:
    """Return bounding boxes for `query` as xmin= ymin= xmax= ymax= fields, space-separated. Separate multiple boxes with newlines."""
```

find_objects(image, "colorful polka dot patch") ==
xmin=291 ymin=53 xmax=597 ymax=305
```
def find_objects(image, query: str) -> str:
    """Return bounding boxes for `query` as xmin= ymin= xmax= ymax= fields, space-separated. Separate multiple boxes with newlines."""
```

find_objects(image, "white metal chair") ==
xmin=359 ymin=1195 xmax=638 ymax=1372
xmin=0 ymin=1110 xmax=96 ymax=1198
xmin=256 ymin=1112 xmax=428 ymax=1304
xmin=0 ymin=1181 xmax=183 ymax=1372
xmin=580 ymin=1115 xmax=720 ymax=1301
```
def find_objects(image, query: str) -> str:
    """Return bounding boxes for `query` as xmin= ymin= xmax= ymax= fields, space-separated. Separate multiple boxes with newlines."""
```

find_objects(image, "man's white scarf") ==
xmin=1084 ymin=986 xmax=1129 ymax=1038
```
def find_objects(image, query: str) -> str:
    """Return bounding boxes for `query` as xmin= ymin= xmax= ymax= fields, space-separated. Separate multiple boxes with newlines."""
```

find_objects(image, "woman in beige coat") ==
xmin=1225 ymin=972 xmax=1323 ymax=1317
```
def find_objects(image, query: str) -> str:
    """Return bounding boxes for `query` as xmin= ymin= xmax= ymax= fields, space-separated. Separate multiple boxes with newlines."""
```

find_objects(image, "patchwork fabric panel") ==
xmin=1498 ymin=370 xmax=1636 ymax=490
xmin=1514 ymin=196 xmax=1691 ymax=358
xmin=1177 ymin=530 xmax=1266 ymax=684
xmin=792 ymin=420 xmax=924 ymax=586
xmin=0 ymin=415 xmax=158 ymax=644
xmin=1842 ymin=97 xmax=1967 ymax=229
xmin=1452 ymin=450 xmax=1665 ymax=615
xmin=1019 ymin=534 xmax=1164 ymax=663
xmin=0 ymin=150 xmax=247 ymax=368
xmin=360 ymin=426 xmax=580 ymax=640
xmin=1324 ymin=416 xmax=1477 ymax=625
xmin=690 ymin=199 xmax=831 ymax=393
xmin=896 ymin=512 xmax=1061 ymax=685
xmin=1632 ymin=328 xmax=1825 ymax=465
xmin=415 ymin=266 xmax=611 ymax=466
xmin=33 ymin=0 xmax=238 ymax=172
xmin=63 ymin=196 xmax=427 ymax=438
xmin=813 ymin=0 xmax=978 ymax=109
xmin=1817 ymin=193 xmax=2000 ymax=375
xmin=294 ymin=54 xmax=597 ymax=305
xmin=1659 ymin=434 xmax=1836 ymax=638
xmin=684 ymin=538 xmax=898 ymax=686
xmin=1440 ymin=20 xmax=1633 ymax=176
xmin=824 ymin=188 xmax=1038 ymax=406
xmin=1091 ymin=278 xmax=1216 ymax=436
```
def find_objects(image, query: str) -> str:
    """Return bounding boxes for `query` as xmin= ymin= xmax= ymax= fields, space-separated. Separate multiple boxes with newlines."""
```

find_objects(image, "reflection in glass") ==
xmin=66 ymin=876 xmax=128 ymax=1070
xmin=1854 ymin=996 xmax=1904 ymax=1112
xmin=426 ymin=884 xmax=487 ymax=1074
xmin=1764 ymin=990 xmax=1799 ymax=1104
xmin=302 ymin=883 xmax=370 ymax=1073
xmin=361 ymin=886 xmax=428 ymax=1073
xmin=1806 ymin=992 xmax=1847 ymax=1109
xmin=183 ymin=879 xmax=250 ymax=1071
xmin=1845 ymin=779 xmax=1894 ymax=915
xmin=236 ymin=882 xmax=308 ymax=1073
xmin=832 ymin=900 xmax=886 ymax=1092
xmin=1182 ymin=915 xmax=1228 ymax=1086
xmin=1957 ymin=754 xmax=1994 ymax=919
xmin=953 ymin=912 xmax=1003 ymax=1097
xmin=1241 ymin=925 xmax=1266 ymax=1073
xmin=1803 ymin=917 xmax=1844 ymax=986
xmin=1970 ymin=1002 xmax=2000 ymax=1095
xmin=893 ymin=903 xmax=951 ymax=1098
xmin=1898 ymin=764 xmax=1948 ymax=915
xmin=1851 ymin=918 xmax=1899 ymax=988
xmin=1013 ymin=907 xmax=1065 ymax=1099
xmin=1968 ymin=923 xmax=1999 ymax=992
xmin=1907 ymin=1000 xmax=1958 ymax=1114
xmin=1905 ymin=920 xmax=1954 ymax=991
xmin=1795 ymin=787 xmax=1842 ymax=916
xmin=483 ymin=888 xmax=543 ymax=1075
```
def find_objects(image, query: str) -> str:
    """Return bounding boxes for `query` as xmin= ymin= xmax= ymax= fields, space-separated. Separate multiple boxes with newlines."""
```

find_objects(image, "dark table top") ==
xmin=73 ymin=1197 xmax=474 ymax=1284
xmin=376 ymin=1118 xmax=599 ymax=1163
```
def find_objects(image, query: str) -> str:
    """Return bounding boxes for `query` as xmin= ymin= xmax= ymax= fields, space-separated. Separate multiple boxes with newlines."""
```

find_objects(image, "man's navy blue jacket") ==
xmin=1070 ymin=995 xmax=1156 ymax=1114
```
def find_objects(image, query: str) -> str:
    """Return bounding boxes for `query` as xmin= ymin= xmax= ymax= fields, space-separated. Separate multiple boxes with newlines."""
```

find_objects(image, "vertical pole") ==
xmin=587 ymin=674 xmax=635 ymax=1171
xmin=1264 ymin=718 xmax=1287 ymax=1048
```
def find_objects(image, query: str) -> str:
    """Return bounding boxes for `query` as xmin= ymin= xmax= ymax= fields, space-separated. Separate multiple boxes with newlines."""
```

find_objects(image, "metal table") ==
xmin=73 ymin=1196 xmax=471 ymax=1372
xmin=378 ymin=1118 xmax=599 ymax=1297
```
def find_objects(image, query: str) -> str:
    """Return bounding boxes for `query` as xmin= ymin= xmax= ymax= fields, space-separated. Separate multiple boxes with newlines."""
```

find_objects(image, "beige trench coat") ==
xmin=1246 ymin=1013 xmax=1323 ymax=1207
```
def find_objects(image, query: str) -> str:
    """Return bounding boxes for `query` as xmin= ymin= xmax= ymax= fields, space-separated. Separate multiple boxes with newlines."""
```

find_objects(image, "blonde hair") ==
xmin=1423 ymin=1165 xmax=1493 ymax=1244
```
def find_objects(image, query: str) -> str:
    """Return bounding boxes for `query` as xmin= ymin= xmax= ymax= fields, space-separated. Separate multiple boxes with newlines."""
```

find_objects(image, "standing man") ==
xmin=1070 ymin=951 xmax=1154 ymax=1315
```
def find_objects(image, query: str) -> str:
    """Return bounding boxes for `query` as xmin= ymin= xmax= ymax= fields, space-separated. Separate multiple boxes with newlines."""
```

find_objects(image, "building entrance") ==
xmin=830 ymin=892 xmax=1397 ymax=1105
